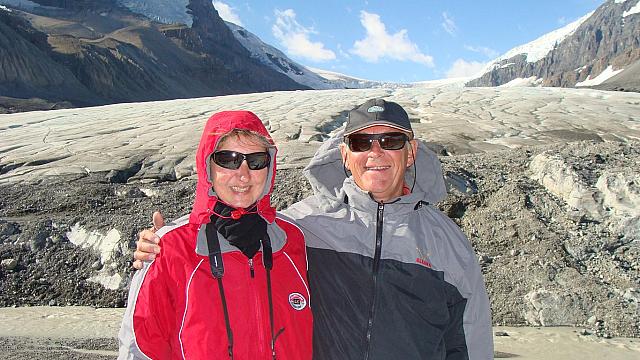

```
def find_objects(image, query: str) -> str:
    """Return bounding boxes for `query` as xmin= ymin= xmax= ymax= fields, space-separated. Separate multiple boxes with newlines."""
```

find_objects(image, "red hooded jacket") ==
xmin=118 ymin=111 xmax=312 ymax=359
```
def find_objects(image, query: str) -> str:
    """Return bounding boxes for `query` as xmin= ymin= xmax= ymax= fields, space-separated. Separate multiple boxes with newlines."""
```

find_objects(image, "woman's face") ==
xmin=210 ymin=134 xmax=269 ymax=209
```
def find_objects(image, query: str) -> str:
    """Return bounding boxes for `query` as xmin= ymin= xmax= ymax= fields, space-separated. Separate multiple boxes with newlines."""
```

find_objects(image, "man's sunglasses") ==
xmin=211 ymin=150 xmax=271 ymax=170
xmin=345 ymin=132 xmax=409 ymax=152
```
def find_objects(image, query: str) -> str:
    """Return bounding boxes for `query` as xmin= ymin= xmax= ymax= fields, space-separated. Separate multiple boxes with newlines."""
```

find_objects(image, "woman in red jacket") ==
xmin=118 ymin=111 xmax=312 ymax=359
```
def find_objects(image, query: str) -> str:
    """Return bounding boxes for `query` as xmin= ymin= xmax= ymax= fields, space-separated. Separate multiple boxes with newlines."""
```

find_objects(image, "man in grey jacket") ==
xmin=135 ymin=99 xmax=494 ymax=359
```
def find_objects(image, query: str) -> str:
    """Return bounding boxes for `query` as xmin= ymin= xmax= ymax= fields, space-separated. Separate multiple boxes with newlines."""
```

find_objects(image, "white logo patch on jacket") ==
xmin=288 ymin=292 xmax=307 ymax=311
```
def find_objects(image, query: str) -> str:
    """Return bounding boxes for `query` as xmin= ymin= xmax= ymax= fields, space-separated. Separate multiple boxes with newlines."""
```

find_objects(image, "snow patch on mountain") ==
xmin=412 ymin=77 xmax=468 ymax=89
xmin=478 ymin=11 xmax=594 ymax=76
xmin=499 ymin=77 xmax=544 ymax=88
xmin=306 ymin=67 xmax=404 ymax=89
xmin=576 ymin=66 xmax=625 ymax=87
xmin=623 ymin=1 xmax=640 ymax=17
xmin=225 ymin=22 xmax=335 ymax=90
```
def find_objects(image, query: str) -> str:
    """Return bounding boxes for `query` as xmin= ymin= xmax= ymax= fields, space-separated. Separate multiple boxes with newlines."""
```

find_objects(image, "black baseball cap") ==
xmin=344 ymin=98 xmax=413 ymax=136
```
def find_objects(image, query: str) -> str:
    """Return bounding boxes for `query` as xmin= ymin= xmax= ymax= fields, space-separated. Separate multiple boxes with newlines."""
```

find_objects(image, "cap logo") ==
xmin=288 ymin=292 xmax=307 ymax=311
xmin=367 ymin=105 xmax=384 ymax=113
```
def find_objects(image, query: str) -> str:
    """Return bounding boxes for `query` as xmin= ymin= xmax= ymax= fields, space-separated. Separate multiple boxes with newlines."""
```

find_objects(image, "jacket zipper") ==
xmin=364 ymin=202 xmax=385 ymax=360
xmin=249 ymin=256 xmax=267 ymax=357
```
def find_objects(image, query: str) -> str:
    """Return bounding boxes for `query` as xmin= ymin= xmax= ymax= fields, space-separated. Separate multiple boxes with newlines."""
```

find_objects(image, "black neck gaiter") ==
xmin=210 ymin=201 xmax=267 ymax=259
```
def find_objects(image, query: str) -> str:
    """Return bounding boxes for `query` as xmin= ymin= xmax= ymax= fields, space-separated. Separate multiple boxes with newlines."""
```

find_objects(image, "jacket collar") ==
xmin=341 ymin=178 xmax=430 ymax=215
xmin=195 ymin=221 xmax=287 ymax=257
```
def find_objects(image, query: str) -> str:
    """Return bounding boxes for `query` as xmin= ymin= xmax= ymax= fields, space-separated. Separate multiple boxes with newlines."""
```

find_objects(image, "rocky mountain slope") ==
xmin=115 ymin=0 xmax=388 ymax=90
xmin=467 ymin=0 xmax=640 ymax=92
xmin=0 ymin=0 xmax=308 ymax=113
xmin=224 ymin=21 xmax=339 ymax=90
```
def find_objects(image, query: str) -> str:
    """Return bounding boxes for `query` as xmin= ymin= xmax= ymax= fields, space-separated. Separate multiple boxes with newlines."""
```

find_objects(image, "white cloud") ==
xmin=446 ymin=59 xmax=486 ymax=78
xmin=337 ymin=43 xmax=351 ymax=59
xmin=212 ymin=1 xmax=243 ymax=26
xmin=464 ymin=45 xmax=499 ymax=59
xmin=442 ymin=12 xmax=457 ymax=36
xmin=351 ymin=11 xmax=434 ymax=66
xmin=272 ymin=9 xmax=336 ymax=62
xmin=557 ymin=16 xmax=567 ymax=25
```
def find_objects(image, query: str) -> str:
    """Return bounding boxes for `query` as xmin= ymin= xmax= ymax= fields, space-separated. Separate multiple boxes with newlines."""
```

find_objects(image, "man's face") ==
xmin=340 ymin=125 xmax=417 ymax=203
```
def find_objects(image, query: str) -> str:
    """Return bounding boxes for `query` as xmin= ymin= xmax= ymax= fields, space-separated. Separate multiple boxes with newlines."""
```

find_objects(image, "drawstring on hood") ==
xmin=210 ymin=201 xmax=266 ymax=259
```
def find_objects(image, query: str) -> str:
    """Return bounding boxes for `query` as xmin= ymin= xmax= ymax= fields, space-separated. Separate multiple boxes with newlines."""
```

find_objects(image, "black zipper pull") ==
xmin=249 ymin=258 xmax=255 ymax=278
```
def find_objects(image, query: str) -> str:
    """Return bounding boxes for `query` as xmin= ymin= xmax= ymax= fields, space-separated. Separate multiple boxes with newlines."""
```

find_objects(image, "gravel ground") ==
xmin=0 ymin=140 xmax=638 ymax=339
xmin=0 ymin=337 xmax=117 ymax=360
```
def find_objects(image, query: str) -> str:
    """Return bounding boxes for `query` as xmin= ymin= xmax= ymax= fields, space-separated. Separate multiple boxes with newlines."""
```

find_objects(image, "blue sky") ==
xmin=212 ymin=0 xmax=606 ymax=83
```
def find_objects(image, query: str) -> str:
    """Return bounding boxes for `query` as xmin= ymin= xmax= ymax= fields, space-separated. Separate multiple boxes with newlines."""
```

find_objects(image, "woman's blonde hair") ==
xmin=216 ymin=129 xmax=274 ymax=150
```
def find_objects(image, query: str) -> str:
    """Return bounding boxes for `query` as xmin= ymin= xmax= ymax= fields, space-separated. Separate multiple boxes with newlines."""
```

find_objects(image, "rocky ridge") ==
xmin=0 ymin=0 xmax=308 ymax=112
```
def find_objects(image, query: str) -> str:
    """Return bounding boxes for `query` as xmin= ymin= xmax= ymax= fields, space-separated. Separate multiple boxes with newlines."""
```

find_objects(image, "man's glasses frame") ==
xmin=344 ymin=132 xmax=410 ymax=152
xmin=211 ymin=150 xmax=271 ymax=170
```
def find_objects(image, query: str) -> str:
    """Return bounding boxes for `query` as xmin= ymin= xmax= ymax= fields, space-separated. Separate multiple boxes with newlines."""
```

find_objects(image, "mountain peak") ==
xmin=467 ymin=0 xmax=640 ymax=91
xmin=0 ymin=0 xmax=309 ymax=112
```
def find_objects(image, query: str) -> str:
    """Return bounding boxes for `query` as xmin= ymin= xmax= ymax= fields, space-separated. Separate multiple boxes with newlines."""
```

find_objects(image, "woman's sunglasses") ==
xmin=212 ymin=150 xmax=270 ymax=170
xmin=345 ymin=132 xmax=409 ymax=152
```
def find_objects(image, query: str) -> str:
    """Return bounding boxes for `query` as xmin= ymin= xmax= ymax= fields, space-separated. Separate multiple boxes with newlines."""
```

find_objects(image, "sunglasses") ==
xmin=345 ymin=132 xmax=409 ymax=152
xmin=211 ymin=150 xmax=270 ymax=170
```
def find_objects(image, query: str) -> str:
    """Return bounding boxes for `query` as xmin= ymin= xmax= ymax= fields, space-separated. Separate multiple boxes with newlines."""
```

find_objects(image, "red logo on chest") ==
xmin=416 ymin=257 xmax=432 ymax=268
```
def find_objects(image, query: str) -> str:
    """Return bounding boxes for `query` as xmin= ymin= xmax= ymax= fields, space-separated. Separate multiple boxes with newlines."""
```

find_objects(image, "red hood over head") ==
xmin=189 ymin=111 xmax=277 ymax=225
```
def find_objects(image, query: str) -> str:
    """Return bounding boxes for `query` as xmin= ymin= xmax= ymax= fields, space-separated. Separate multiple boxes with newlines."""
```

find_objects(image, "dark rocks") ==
xmin=441 ymin=140 xmax=640 ymax=337
xmin=0 ymin=177 xmax=196 ymax=308
xmin=444 ymin=170 xmax=479 ymax=195
xmin=18 ymin=225 xmax=49 ymax=252
xmin=0 ymin=220 xmax=20 ymax=237
xmin=478 ymin=255 xmax=493 ymax=266
xmin=0 ymin=140 xmax=639 ymax=338
xmin=114 ymin=187 xmax=147 ymax=199
xmin=445 ymin=201 xmax=467 ymax=219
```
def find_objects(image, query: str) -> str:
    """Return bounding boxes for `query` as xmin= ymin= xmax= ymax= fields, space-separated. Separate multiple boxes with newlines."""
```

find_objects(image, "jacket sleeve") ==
xmin=461 ymin=256 xmax=494 ymax=360
xmin=118 ymin=251 xmax=175 ymax=359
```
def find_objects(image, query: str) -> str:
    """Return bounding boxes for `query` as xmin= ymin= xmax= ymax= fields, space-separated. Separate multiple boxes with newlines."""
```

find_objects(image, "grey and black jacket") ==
xmin=284 ymin=132 xmax=494 ymax=360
